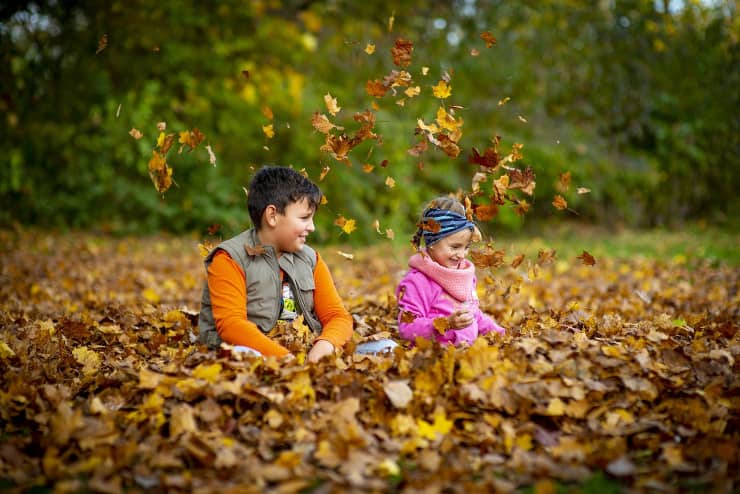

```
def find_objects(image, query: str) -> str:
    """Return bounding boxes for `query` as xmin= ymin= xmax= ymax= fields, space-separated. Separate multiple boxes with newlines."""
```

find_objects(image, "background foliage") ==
xmin=1 ymin=0 xmax=737 ymax=242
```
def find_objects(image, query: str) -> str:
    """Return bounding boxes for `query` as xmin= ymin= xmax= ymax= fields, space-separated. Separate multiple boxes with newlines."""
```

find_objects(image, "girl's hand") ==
xmin=307 ymin=339 xmax=335 ymax=363
xmin=447 ymin=309 xmax=474 ymax=329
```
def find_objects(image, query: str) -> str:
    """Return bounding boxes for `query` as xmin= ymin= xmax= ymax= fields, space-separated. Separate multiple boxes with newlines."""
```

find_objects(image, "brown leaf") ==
xmin=391 ymin=37 xmax=413 ymax=68
xmin=552 ymin=194 xmax=568 ymax=210
xmin=470 ymin=245 xmax=506 ymax=269
xmin=245 ymin=244 xmax=265 ymax=256
xmin=480 ymin=31 xmax=497 ymax=48
xmin=576 ymin=250 xmax=596 ymax=266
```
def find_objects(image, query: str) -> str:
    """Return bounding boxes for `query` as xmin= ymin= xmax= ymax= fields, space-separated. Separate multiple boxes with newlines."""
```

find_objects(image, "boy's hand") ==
xmin=307 ymin=339 xmax=335 ymax=363
xmin=447 ymin=310 xmax=474 ymax=329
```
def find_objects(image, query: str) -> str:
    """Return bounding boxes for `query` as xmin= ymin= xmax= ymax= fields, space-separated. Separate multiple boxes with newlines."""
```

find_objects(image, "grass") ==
xmin=492 ymin=222 xmax=739 ymax=267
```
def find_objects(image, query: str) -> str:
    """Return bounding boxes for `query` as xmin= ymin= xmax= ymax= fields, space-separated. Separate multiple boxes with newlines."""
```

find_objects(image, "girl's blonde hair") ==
xmin=411 ymin=196 xmax=481 ymax=249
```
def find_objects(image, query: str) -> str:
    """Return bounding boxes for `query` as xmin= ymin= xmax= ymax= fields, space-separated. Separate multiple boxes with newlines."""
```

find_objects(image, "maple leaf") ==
xmin=437 ymin=135 xmax=460 ymax=158
xmin=320 ymin=134 xmax=354 ymax=164
xmin=468 ymin=146 xmax=499 ymax=169
xmin=179 ymin=128 xmax=205 ymax=152
xmin=334 ymin=216 xmax=357 ymax=235
xmin=418 ymin=218 xmax=441 ymax=233
xmin=147 ymin=150 xmax=173 ymax=194
xmin=312 ymin=113 xmax=342 ymax=134
xmin=480 ymin=31 xmax=497 ymax=48
xmin=552 ymin=194 xmax=568 ymax=210
xmin=433 ymin=317 xmax=450 ymax=335
xmin=511 ymin=253 xmax=526 ymax=268
xmin=404 ymin=86 xmax=421 ymax=98
xmin=72 ymin=346 xmax=101 ymax=375
xmin=577 ymin=250 xmax=596 ymax=266
xmin=391 ymin=37 xmax=413 ymax=68
xmin=324 ymin=93 xmax=341 ymax=116
xmin=198 ymin=241 xmax=215 ymax=258
xmin=435 ymin=107 xmax=463 ymax=135
xmin=558 ymin=171 xmax=571 ymax=192
xmin=385 ymin=176 xmax=396 ymax=188
xmin=384 ymin=69 xmax=413 ymax=88
xmin=473 ymin=203 xmax=499 ymax=221
xmin=537 ymin=248 xmax=557 ymax=266
xmin=262 ymin=124 xmax=275 ymax=139
xmin=508 ymin=167 xmax=536 ymax=195
xmin=400 ymin=311 xmax=416 ymax=324
xmin=417 ymin=409 xmax=453 ymax=440
xmin=432 ymin=80 xmax=452 ymax=99
xmin=129 ymin=128 xmax=143 ymax=140
xmin=157 ymin=121 xmax=166 ymax=131
xmin=157 ymin=132 xmax=176 ymax=155
xmin=407 ymin=140 xmax=428 ymax=157
xmin=513 ymin=198 xmax=530 ymax=216
xmin=470 ymin=245 xmax=506 ymax=269
xmin=364 ymin=43 xmax=375 ymax=54
xmin=366 ymin=80 xmax=388 ymax=98
xmin=95 ymin=33 xmax=108 ymax=54
xmin=192 ymin=363 xmax=222 ymax=383
xmin=577 ymin=187 xmax=591 ymax=194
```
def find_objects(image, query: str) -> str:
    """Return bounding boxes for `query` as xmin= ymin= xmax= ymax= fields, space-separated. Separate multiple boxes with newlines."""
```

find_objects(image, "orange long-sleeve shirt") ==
xmin=207 ymin=250 xmax=353 ymax=357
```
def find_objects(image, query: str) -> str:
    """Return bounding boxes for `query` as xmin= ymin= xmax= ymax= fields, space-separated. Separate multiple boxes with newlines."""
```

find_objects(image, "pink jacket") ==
xmin=396 ymin=252 xmax=505 ymax=345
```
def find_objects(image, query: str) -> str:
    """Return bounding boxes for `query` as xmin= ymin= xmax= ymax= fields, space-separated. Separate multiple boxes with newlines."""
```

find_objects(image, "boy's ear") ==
xmin=263 ymin=205 xmax=279 ymax=227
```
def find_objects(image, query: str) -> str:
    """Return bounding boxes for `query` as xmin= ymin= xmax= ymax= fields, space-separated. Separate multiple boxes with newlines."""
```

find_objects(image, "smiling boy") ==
xmin=198 ymin=166 xmax=353 ymax=362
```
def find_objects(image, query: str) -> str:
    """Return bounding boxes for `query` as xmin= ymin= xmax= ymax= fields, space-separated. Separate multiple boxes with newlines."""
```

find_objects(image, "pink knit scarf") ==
xmin=408 ymin=252 xmax=474 ymax=302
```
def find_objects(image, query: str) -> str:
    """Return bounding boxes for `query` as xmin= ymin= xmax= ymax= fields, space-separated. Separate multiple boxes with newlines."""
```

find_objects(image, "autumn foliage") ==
xmin=1 ymin=230 xmax=738 ymax=492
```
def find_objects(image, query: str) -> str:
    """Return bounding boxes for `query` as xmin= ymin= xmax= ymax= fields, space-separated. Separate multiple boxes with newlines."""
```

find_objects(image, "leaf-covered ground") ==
xmin=1 ymin=230 xmax=738 ymax=493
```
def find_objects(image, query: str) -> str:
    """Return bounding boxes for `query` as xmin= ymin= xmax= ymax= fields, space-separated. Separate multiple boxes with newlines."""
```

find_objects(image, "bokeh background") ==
xmin=2 ymin=0 xmax=737 ymax=243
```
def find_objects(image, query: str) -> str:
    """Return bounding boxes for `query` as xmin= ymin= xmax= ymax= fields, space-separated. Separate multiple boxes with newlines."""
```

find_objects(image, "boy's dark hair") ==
xmin=247 ymin=166 xmax=322 ymax=228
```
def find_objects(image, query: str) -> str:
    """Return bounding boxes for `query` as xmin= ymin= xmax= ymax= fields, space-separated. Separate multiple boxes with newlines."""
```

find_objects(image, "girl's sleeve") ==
xmin=396 ymin=273 xmax=438 ymax=342
xmin=208 ymin=251 xmax=290 ymax=357
xmin=312 ymin=252 xmax=354 ymax=349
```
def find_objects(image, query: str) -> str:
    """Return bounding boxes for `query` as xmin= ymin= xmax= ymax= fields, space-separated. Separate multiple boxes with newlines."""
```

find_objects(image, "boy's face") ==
xmin=427 ymin=228 xmax=473 ymax=269
xmin=273 ymin=198 xmax=316 ymax=253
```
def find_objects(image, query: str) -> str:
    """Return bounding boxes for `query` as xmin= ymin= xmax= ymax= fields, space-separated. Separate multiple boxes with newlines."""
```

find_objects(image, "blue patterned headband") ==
xmin=419 ymin=208 xmax=476 ymax=246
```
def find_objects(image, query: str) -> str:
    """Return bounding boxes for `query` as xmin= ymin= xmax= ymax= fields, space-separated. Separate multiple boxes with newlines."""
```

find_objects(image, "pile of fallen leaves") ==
xmin=0 ymin=229 xmax=737 ymax=493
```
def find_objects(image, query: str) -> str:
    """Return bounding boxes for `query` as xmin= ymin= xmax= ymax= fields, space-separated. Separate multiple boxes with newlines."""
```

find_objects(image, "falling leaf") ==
xmin=95 ymin=34 xmax=108 ymax=54
xmin=324 ymin=93 xmax=341 ymax=116
xmin=388 ymin=11 xmax=395 ymax=32
xmin=319 ymin=166 xmax=330 ymax=181
xmin=404 ymin=86 xmax=421 ymax=98
xmin=385 ymin=229 xmax=395 ymax=239
xmin=157 ymin=122 xmax=167 ymax=131
xmin=473 ymin=203 xmax=498 ymax=221
xmin=498 ymin=97 xmax=511 ymax=106
xmin=432 ymin=80 xmax=452 ymax=99
xmin=334 ymin=216 xmax=357 ymax=235
xmin=537 ymin=249 xmax=557 ymax=266
xmin=511 ymin=253 xmax=526 ymax=268
xmin=147 ymin=150 xmax=172 ymax=194
xmin=480 ymin=31 xmax=497 ymax=48
xmin=577 ymin=250 xmax=596 ymax=266
xmin=179 ymin=128 xmax=205 ymax=152
xmin=468 ymin=146 xmax=499 ymax=169
xmin=470 ymin=48 xmax=480 ymax=56
xmin=508 ymin=167 xmax=536 ymax=195
xmin=262 ymin=124 xmax=275 ymax=139
xmin=206 ymin=144 xmax=217 ymax=166
xmin=391 ymin=38 xmax=413 ymax=68
xmin=552 ymin=195 xmax=568 ymax=210
xmin=362 ymin=164 xmax=374 ymax=173
xmin=385 ymin=176 xmax=396 ymax=188
xmin=470 ymin=246 xmax=506 ymax=269
xmin=408 ymin=140 xmax=428 ymax=157
xmin=558 ymin=171 xmax=571 ymax=191
xmin=518 ymin=115 xmax=528 ymax=123
xmin=577 ymin=187 xmax=591 ymax=194
xmin=116 ymin=104 xmax=121 ymax=117
xmin=311 ymin=113 xmax=341 ymax=134
xmin=129 ymin=128 xmax=143 ymax=140
xmin=337 ymin=251 xmax=354 ymax=260
xmin=241 ymin=70 xmax=250 ymax=79
xmin=364 ymin=43 xmax=375 ymax=54
xmin=366 ymin=80 xmax=388 ymax=98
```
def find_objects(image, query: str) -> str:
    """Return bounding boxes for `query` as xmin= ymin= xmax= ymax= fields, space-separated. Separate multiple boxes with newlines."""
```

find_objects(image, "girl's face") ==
xmin=427 ymin=228 xmax=473 ymax=269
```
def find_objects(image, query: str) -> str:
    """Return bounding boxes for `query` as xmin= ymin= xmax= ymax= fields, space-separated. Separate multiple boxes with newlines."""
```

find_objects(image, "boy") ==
xmin=198 ymin=166 xmax=353 ymax=363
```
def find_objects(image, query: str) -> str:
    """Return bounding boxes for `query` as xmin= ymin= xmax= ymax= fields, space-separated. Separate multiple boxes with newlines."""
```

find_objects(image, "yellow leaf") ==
xmin=192 ymin=363 xmax=222 ymax=383
xmin=498 ymin=96 xmax=511 ymax=106
xmin=546 ymin=398 xmax=566 ymax=416
xmin=157 ymin=132 xmax=165 ymax=148
xmin=142 ymin=287 xmax=160 ymax=304
xmin=385 ymin=176 xmax=396 ymax=188
xmin=342 ymin=219 xmax=357 ymax=235
xmin=324 ymin=93 xmax=341 ymax=116
xmin=262 ymin=124 xmax=275 ymax=139
xmin=377 ymin=458 xmax=400 ymax=476
xmin=422 ymin=66 xmax=429 ymax=75
xmin=404 ymin=86 xmax=420 ymax=98
xmin=417 ymin=408 xmax=453 ymax=440
xmin=72 ymin=346 xmax=101 ymax=375
xmin=287 ymin=371 xmax=315 ymax=404
xmin=364 ymin=43 xmax=375 ymax=54
xmin=0 ymin=341 xmax=16 ymax=359
xmin=515 ymin=433 xmax=533 ymax=451
xmin=432 ymin=80 xmax=452 ymax=99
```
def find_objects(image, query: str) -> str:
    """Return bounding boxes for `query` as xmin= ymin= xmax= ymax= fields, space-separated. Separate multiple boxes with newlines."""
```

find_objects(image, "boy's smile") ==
xmin=259 ymin=198 xmax=316 ymax=255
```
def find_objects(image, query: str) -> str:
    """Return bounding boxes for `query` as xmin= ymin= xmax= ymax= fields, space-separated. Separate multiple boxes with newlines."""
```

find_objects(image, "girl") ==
xmin=396 ymin=197 xmax=505 ymax=345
